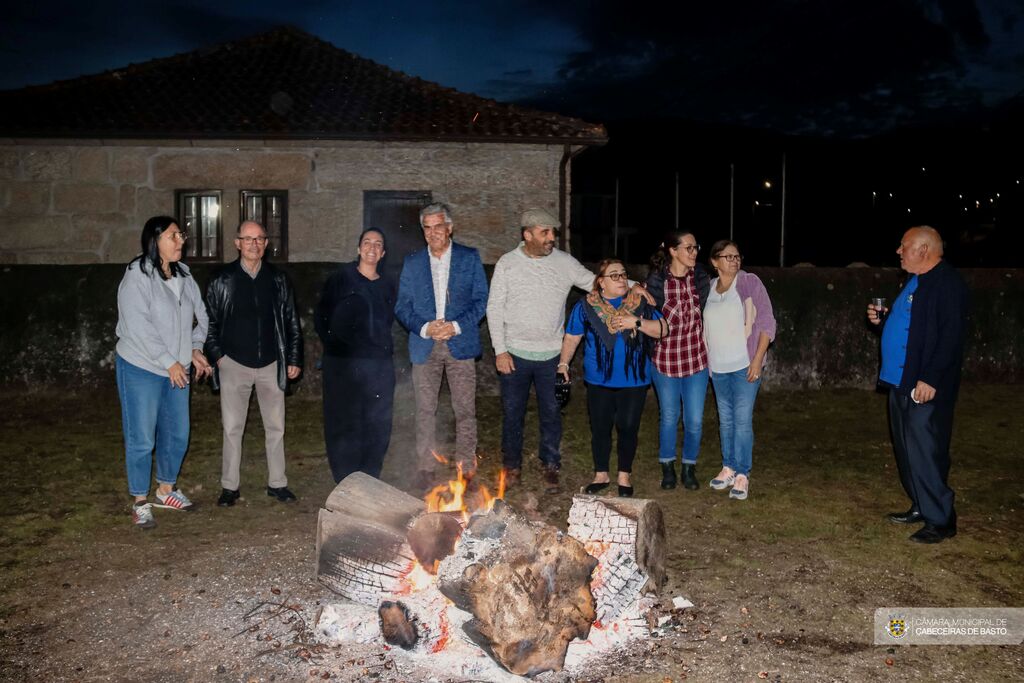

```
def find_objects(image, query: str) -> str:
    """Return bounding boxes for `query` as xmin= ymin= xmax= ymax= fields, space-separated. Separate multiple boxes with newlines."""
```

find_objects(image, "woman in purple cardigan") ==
xmin=702 ymin=240 xmax=776 ymax=500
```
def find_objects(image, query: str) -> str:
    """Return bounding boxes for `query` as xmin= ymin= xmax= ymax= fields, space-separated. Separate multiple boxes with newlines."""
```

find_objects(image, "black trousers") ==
xmin=888 ymin=390 xmax=957 ymax=528
xmin=586 ymin=384 xmax=649 ymax=473
xmin=322 ymin=355 xmax=395 ymax=483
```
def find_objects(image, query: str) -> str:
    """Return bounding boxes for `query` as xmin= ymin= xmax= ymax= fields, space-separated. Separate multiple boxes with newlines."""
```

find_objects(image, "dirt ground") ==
xmin=1 ymin=381 xmax=1022 ymax=682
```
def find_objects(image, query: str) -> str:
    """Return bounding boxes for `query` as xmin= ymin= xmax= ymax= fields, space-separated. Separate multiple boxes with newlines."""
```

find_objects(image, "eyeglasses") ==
xmin=166 ymin=231 xmax=188 ymax=243
xmin=680 ymin=244 xmax=700 ymax=254
xmin=238 ymin=236 xmax=269 ymax=246
xmin=603 ymin=272 xmax=628 ymax=281
xmin=717 ymin=254 xmax=743 ymax=262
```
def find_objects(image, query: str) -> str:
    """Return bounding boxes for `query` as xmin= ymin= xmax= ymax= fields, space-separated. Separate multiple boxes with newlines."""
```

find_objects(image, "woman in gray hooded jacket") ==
xmin=115 ymin=215 xmax=211 ymax=529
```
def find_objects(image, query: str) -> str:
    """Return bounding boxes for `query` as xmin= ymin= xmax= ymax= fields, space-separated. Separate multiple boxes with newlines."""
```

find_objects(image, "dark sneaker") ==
xmin=132 ymin=502 xmax=156 ymax=530
xmin=266 ymin=486 xmax=297 ymax=502
xmin=217 ymin=488 xmax=240 ymax=507
xmin=543 ymin=465 xmax=560 ymax=495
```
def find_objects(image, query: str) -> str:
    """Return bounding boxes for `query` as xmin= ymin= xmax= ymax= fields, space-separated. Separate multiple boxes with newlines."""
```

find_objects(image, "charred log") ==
xmin=436 ymin=501 xmax=598 ymax=676
xmin=378 ymin=600 xmax=418 ymax=649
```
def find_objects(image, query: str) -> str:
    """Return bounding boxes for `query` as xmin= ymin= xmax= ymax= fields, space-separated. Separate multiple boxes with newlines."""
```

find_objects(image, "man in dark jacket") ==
xmin=868 ymin=226 xmax=968 ymax=544
xmin=205 ymin=221 xmax=303 ymax=506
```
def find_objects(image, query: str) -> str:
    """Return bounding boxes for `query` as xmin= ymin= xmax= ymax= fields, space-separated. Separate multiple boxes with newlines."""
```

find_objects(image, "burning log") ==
xmin=316 ymin=473 xmax=432 ymax=604
xmin=436 ymin=501 xmax=599 ymax=677
xmin=406 ymin=512 xmax=463 ymax=574
xmin=567 ymin=495 xmax=666 ymax=623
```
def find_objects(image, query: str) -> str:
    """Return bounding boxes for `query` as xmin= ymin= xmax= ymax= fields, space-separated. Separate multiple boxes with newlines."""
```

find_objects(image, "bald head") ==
xmin=898 ymin=225 xmax=943 ymax=274
xmin=907 ymin=226 xmax=943 ymax=255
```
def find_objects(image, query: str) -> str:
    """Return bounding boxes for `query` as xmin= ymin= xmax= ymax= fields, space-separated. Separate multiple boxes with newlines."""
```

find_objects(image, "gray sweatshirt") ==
xmin=486 ymin=244 xmax=596 ymax=357
xmin=115 ymin=260 xmax=208 ymax=376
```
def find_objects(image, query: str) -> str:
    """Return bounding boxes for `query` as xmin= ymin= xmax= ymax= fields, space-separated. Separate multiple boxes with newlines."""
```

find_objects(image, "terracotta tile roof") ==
xmin=0 ymin=26 xmax=606 ymax=145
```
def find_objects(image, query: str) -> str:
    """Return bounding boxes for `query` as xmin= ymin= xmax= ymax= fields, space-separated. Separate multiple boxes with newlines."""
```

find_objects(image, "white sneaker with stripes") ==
xmin=153 ymin=489 xmax=193 ymax=510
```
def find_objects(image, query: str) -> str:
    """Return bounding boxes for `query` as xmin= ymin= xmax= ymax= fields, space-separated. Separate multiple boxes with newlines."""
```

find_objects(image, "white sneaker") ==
xmin=153 ymin=489 xmax=193 ymax=510
xmin=132 ymin=502 xmax=156 ymax=529
xmin=709 ymin=468 xmax=736 ymax=490
xmin=729 ymin=475 xmax=749 ymax=500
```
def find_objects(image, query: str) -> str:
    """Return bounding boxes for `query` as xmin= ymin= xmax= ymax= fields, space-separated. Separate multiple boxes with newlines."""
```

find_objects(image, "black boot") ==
xmin=682 ymin=464 xmax=699 ymax=490
xmin=660 ymin=462 xmax=677 ymax=490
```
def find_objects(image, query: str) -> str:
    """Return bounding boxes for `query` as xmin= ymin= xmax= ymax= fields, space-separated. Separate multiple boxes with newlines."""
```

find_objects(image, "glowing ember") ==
xmin=430 ymin=609 xmax=451 ymax=653
xmin=399 ymin=561 xmax=438 ymax=593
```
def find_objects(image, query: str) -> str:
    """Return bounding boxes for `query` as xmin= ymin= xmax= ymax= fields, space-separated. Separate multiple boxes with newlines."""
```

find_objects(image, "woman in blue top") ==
xmin=558 ymin=258 xmax=668 ymax=497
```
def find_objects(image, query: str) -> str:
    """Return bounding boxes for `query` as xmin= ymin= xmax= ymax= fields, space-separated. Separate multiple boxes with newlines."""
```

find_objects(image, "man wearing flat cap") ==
xmin=487 ymin=208 xmax=650 ymax=494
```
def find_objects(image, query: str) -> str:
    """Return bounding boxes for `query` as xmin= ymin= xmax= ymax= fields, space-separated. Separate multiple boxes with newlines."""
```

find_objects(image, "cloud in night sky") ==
xmin=1 ymin=0 xmax=1022 ymax=137
xmin=512 ymin=0 xmax=1024 ymax=135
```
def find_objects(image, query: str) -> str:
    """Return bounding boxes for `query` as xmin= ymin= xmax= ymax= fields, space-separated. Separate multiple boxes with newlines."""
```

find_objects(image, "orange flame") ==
xmin=425 ymin=462 xmax=468 ymax=516
xmin=431 ymin=450 xmax=449 ymax=464
xmin=422 ymin=460 xmax=504 ymax=519
xmin=495 ymin=468 xmax=507 ymax=501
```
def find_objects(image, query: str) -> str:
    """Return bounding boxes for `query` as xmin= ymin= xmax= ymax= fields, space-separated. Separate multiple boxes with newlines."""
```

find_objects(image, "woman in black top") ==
xmin=315 ymin=229 xmax=396 ymax=482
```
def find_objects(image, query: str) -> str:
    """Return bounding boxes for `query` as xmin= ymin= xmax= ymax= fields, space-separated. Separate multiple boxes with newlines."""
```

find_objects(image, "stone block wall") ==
xmin=0 ymin=140 xmax=564 ymax=265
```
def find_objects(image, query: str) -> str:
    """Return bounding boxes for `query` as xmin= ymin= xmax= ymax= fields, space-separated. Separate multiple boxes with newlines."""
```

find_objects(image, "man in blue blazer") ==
xmin=395 ymin=203 xmax=489 ymax=491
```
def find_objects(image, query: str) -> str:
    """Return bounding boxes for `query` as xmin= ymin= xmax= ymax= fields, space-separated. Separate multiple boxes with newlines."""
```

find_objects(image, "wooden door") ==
xmin=363 ymin=190 xmax=431 ymax=284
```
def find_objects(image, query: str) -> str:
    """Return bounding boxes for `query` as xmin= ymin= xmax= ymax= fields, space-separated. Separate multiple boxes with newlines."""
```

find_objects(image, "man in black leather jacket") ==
xmin=204 ymin=221 xmax=303 ymax=507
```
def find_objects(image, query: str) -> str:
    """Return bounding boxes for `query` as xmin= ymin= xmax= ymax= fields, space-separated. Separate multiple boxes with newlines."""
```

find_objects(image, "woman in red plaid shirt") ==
xmin=645 ymin=230 xmax=711 ymax=491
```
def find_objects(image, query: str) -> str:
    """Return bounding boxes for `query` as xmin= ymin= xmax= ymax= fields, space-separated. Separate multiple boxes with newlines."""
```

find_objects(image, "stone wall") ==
xmin=0 ymin=140 xmax=564 ymax=265
xmin=0 ymin=264 xmax=1020 ymax=393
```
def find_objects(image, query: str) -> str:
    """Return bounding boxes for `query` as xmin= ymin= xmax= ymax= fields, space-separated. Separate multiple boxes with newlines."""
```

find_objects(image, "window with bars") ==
xmin=241 ymin=190 xmax=288 ymax=261
xmin=176 ymin=190 xmax=223 ymax=261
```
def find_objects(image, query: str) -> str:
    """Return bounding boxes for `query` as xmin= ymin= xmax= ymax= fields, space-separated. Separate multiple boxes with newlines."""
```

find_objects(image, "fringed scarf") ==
xmin=582 ymin=289 xmax=656 ymax=383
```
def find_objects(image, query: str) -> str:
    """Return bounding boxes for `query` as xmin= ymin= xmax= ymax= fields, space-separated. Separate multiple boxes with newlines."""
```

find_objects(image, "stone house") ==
xmin=0 ymin=27 xmax=606 ymax=269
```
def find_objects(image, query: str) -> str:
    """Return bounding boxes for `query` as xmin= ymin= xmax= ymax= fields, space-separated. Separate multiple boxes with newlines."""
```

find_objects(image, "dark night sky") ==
xmin=2 ymin=0 xmax=1023 ymax=137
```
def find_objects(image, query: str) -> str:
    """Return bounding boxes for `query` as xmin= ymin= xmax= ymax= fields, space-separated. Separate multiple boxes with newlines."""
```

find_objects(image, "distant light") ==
xmin=889 ymin=192 xmax=893 ymax=198
xmin=996 ymin=193 xmax=1000 ymax=198
xmin=976 ymin=201 xmax=981 ymax=208
xmin=764 ymin=180 xmax=772 ymax=189
xmin=872 ymin=191 xmax=877 ymax=196
xmin=907 ymin=208 xmax=912 ymax=214
xmin=990 ymin=198 xmax=995 ymax=203
xmin=754 ymin=200 xmax=760 ymax=206
xmin=958 ymin=194 xmax=963 ymax=199
xmin=921 ymin=167 xmax=926 ymax=172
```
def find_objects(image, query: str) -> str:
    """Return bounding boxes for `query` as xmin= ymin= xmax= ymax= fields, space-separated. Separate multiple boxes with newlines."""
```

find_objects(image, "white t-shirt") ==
xmin=703 ymin=277 xmax=749 ymax=373
xmin=162 ymin=273 xmax=183 ymax=300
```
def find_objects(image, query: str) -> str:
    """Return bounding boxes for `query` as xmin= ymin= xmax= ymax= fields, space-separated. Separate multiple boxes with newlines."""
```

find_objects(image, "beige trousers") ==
xmin=411 ymin=342 xmax=478 ymax=474
xmin=218 ymin=356 xmax=287 ymax=490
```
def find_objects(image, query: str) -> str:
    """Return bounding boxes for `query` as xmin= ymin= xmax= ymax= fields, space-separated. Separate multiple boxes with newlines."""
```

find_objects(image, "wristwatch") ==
xmin=635 ymin=318 xmax=642 ymax=329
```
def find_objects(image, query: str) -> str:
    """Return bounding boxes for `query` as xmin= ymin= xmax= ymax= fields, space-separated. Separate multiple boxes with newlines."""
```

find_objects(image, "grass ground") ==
xmin=0 ymin=381 xmax=1021 ymax=681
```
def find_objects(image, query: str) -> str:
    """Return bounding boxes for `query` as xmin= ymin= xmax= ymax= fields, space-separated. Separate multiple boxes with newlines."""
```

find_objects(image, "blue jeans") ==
xmin=499 ymin=355 xmax=561 ymax=469
xmin=116 ymin=355 xmax=191 ymax=496
xmin=710 ymin=368 xmax=761 ymax=477
xmin=651 ymin=367 xmax=709 ymax=465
